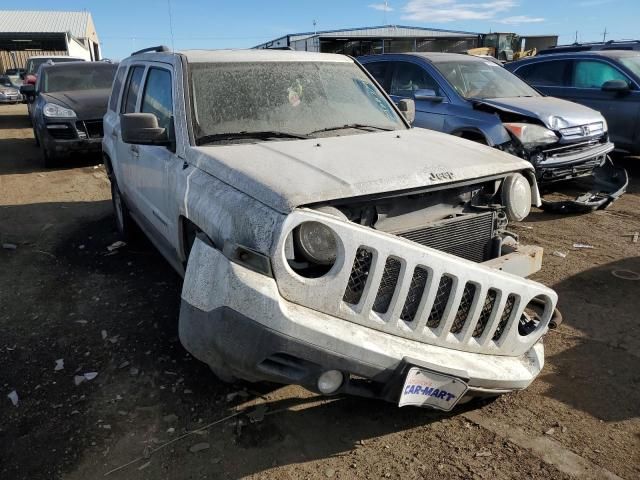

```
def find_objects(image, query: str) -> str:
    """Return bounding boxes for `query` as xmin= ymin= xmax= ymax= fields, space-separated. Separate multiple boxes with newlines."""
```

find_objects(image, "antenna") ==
xmin=384 ymin=1 xmax=388 ymax=24
xmin=167 ymin=0 xmax=176 ymax=51
xmin=313 ymin=19 xmax=317 ymax=35
xmin=602 ymin=27 xmax=608 ymax=42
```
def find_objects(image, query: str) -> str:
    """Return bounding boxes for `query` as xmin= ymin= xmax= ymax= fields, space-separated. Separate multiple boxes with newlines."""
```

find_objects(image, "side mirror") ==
xmin=414 ymin=88 xmax=444 ymax=103
xmin=602 ymin=79 xmax=630 ymax=93
xmin=397 ymin=99 xmax=416 ymax=124
xmin=121 ymin=113 xmax=170 ymax=146
xmin=20 ymin=84 xmax=35 ymax=95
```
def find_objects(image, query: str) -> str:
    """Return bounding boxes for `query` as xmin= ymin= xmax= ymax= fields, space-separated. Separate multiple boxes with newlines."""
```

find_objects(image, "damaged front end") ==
xmin=475 ymin=100 xmax=628 ymax=213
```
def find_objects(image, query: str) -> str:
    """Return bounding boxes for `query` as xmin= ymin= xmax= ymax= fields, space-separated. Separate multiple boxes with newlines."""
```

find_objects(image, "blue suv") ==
xmin=359 ymin=52 xmax=627 ymax=212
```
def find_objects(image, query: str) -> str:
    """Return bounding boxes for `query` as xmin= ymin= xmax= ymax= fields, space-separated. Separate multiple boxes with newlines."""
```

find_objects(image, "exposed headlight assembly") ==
xmin=502 ymin=173 xmax=532 ymax=222
xmin=503 ymin=123 xmax=558 ymax=148
xmin=294 ymin=221 xmax=338 ymax=265
xmin=43 ymin=103 xmax=76 ymax=118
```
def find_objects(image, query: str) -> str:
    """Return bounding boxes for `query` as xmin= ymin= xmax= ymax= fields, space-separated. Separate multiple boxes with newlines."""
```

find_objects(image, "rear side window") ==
xmin=121 ymin=66 xmax=145 ymax=114
xmin=109 ymin=65 xmax=127 ymax=112
xmin=365 ymin=62 xmax=391 ymax=90
xmin=517 ymin=61 xmax=569 ymax=86
xmin=140 ymin=68 xmax=173 ymax=132
xmin=572 ymin=60 xmax=630 ymax=88
xmin=391 ymin=62 xmax=443 ymax=97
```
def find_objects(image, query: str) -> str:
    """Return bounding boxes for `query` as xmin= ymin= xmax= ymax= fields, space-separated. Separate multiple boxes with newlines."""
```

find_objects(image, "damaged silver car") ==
xmin=103 ymin=47 xmax=559 ymax=411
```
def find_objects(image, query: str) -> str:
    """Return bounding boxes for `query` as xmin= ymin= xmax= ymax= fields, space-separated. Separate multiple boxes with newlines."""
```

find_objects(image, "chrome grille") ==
xmin=397 ymin=212 xmax=494 ymax=263
xmin=76 ymin=119 xmax=104 ymax=139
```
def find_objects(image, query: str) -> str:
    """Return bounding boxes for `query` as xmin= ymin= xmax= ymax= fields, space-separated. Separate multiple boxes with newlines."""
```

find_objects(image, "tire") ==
xmin=33 ymin=128 xmax=40 ymax=147
xmin=42 ymin=146 xmax=58 ymax=168
xmin=111 ymin=179 xmax=135 ymax=239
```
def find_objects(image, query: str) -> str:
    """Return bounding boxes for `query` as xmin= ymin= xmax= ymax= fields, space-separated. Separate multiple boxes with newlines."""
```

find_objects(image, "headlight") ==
xmin=502 ymin=173 xmax=532 ymax=222
xmin=503 ymin=123 xmax=558 ymax=148
xmin=43 ymin=103 xmax=76 ymax=118
xmin=294 ymin=221 xmax=338 ymax=265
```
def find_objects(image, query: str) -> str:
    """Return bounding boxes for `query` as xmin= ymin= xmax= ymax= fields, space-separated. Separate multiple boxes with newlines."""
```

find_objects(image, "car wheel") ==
xmin=110 ymin=178 xmax=137 ymax=240
xmin=33 ymin=129 xmax=40 ymax=147
xmin=42 ymin=146 xmax=57 ymax=168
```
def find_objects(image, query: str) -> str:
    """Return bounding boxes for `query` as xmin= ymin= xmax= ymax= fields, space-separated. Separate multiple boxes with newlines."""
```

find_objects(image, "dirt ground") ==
xmin=1 ymin=103 xmax=638 ymax=480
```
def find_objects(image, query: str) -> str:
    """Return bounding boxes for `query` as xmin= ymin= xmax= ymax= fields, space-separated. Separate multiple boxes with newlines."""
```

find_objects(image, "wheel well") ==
xmin=455 ymin=130 xmax=489 ymax=145
xmin=180 ymin=217 xmax=202 ymax=262
xmin=102 ymin=154 xmax=114 ymax=179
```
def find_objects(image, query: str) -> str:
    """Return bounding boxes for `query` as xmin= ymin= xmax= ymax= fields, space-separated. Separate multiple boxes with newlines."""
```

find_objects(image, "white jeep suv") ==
xmin=103 ymin=46 xmax=558 ymax=411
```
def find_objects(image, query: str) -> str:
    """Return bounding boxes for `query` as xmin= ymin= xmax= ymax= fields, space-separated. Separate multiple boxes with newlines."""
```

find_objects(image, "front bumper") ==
xmin=0 ymin=94 xmax=22 ymax=103
xmin=180 ymin=238 xmax=547 ymax=405
xmin=41 ymin=123 xmax=103 ymax=156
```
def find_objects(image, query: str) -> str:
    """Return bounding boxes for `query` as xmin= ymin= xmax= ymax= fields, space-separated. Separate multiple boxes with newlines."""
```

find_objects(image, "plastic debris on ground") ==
xmin=7 ymin=390 xmax=18 ymax=406
xmin=75 ymin=372 xmax=99 ymax=385
xmin=2 ymin=243 xmax=17 ymax=250
xmin=573 ymin=243 xmax=595 ymax=249
xmin=107 ymin=241 xmax=127 ymax=252
xmin=552 ymin=251 xmax=567 ymax=259
xmin=189 ymin=442 xmax=210 ymax=453
xmin=611 ymin=270 xmax=640 ymax=281
xmin=54 ymin=359 xmax=64 ymax=371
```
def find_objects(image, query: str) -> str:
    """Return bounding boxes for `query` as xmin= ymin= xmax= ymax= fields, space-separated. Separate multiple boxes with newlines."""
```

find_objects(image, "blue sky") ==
xmin=14 ymin=0 xmax=640 ymax=59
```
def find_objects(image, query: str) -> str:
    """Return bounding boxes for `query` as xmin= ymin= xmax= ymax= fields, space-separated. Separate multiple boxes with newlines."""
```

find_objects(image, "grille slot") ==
xmin=397 ymin=212 xmax=494 ymax=263
xmin=400 ymin=266 xmax=429 ymax=322
xmin=372 ymin=257 xmax=402 ymax=314
xmin=473 ymin=289 xmax=498 ymax=338
xmin=76 ymin=119 xmax=104 ymax=139
xmin=493 ymin=294 xmax=517 ymax=341
xmin=343 ymin=247 xmax=373 ymax=305
xmin=450 ymin=283 xmax=477 ymax=334
xmin=427 ymin=275 xmax=453 ymax=328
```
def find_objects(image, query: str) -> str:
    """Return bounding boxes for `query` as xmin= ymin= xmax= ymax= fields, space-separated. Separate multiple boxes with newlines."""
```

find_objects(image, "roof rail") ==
xmin=131 ymin=45 xmax=171 ymax=56
xmin=265 ymin=46 xmax=294 ymax=50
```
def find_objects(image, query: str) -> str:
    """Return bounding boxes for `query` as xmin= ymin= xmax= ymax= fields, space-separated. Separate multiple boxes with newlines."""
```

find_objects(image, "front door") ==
xmin=134 ymin=65 xmax=177 ymax=246
xmin=564 ymin=59 xmax=640 ymax=150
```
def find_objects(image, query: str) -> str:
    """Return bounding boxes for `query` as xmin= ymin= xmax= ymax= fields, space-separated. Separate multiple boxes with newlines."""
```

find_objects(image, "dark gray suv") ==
xmin=505 ymin=50 xmax=640 ymax=155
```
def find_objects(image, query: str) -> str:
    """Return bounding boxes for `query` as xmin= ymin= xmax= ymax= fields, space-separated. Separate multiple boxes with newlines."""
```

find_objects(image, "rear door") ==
xmin=116 ymin=64 xmax=146 ymax=201
xmin=103 ymin=64 xmax=127 ymax=179
xmin=564 ymin=59 xmax=640 ymax=149
xmin=512 ymin=59 xmax=572 ymax=99
xmin=388 ymin=61 xmax=448 ymax=132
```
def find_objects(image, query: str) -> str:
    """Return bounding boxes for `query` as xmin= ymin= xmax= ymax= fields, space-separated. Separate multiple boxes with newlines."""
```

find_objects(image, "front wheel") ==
xmin=111 ymin=179 xmax=135 ymax=239
xmin=42 ymin=146 xmax=58 ymax=168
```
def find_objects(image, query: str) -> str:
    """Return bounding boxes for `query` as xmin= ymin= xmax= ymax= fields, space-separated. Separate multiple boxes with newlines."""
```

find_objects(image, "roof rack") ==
xmin=131 ymin=45 xmax=171 ymax=56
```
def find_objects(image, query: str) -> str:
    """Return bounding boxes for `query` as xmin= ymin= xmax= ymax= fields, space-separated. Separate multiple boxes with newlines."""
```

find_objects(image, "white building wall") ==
xmin=66 ymin=35 xmax=92 ymax=60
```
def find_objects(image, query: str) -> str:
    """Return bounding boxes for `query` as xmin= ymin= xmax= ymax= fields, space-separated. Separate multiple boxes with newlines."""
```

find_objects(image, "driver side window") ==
xmin=391 ymin=62 xmax=442 ymax=98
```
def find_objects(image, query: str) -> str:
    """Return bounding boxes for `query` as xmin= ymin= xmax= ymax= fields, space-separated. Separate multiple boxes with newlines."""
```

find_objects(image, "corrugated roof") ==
xmin=0 ymin=10 xmax=90 ymax=38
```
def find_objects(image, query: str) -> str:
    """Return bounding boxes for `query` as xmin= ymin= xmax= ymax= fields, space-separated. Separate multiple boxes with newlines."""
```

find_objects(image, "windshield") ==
xmin=41 ymin=64 xmax=117 ymax=93
xmin=619 ymin=56 xmax=640 ymax=78
xmin=190 ymin=61 xmax=405 ymax=143
xmin=434 ymin=60 xmax=539 ymax=99
xmin=27 ymin=57 xmax=81 ymax=75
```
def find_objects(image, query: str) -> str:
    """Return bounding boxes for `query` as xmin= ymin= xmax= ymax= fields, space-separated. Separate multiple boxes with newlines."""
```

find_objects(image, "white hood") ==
xmin=190 ymin=128 xmax=533 ymax=213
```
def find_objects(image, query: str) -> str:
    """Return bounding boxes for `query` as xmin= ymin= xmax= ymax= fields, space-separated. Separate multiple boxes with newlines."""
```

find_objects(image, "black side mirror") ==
xmin=414 ymin=88 xmax=445 ymax=103
xmin=20 ymin=84 xmax=35 ymax=95
xmin=602 ymin=79 xmax=630 ymax=93
xmin=121 ymin=113 xmax=170 ymax=146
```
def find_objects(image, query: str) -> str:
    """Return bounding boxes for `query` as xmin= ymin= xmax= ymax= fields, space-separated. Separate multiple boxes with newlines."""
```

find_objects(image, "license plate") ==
xmin=399 ymin=367 xmax=468 ymax=411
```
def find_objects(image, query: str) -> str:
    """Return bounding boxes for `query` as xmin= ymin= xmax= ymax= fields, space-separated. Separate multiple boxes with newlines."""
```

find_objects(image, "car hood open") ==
xmin=474 ymin=96 xmax=605 ymax=130
xmin=191 ymin=128 xmax=533 ymax=213
xmin=43 ymin=89 xmax=111 ymax=120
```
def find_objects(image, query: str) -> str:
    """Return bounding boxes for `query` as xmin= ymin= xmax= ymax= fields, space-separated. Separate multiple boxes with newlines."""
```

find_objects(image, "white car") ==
xmin=103 ymin=47 xmax=558 ymax=411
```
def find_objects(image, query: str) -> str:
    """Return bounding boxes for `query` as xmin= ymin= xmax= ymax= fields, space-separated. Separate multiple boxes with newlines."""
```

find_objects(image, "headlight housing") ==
xmin=294 ymin=221 xmax=338 ymax=265
xmin=43 ymin=103 xmax=77 ymax=118
xmin=502 ymin=173 xmax=532 ymax=222
xmin=504 ymin=123 xmax=558 ymax=148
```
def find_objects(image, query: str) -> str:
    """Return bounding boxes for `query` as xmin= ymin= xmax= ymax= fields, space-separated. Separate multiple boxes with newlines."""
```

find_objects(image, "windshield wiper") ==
xmin=196 ymin=130 xmax=310 ymax=145
xmin=308 ymin=124 xmax=394 ymax=135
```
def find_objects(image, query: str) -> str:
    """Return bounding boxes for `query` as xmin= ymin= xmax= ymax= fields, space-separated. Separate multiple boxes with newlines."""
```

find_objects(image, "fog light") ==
xmin=317 ymin=370 xmax=344 ymax=395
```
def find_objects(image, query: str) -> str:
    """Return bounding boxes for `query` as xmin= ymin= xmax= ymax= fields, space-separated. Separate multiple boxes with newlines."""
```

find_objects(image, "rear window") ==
xmin=40 ymin=64 xmax=117 ymax=93
xmin=108 ymin=65 xmax=127 ymax=112
xmin=516 ymin=61 xmax=569 ymax=86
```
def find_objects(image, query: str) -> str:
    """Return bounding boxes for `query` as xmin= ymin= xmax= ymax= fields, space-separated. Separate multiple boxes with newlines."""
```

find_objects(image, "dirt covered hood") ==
xmin=191 ymin=128 xmax=533 ymax=213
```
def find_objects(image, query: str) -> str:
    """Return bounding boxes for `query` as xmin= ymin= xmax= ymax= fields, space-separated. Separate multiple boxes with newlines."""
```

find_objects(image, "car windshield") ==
xmin=190 ymin=60 xmax=405 ymax=143
xmin=434 ymin=60 xmax=540 ymax=99
xmin=618 ymin=55 xmax=640 ymax=78
xmin=40 ymin=64 xmax=117 ymax=93
xmin=26 ymin=57 xmax=81 ymax=75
